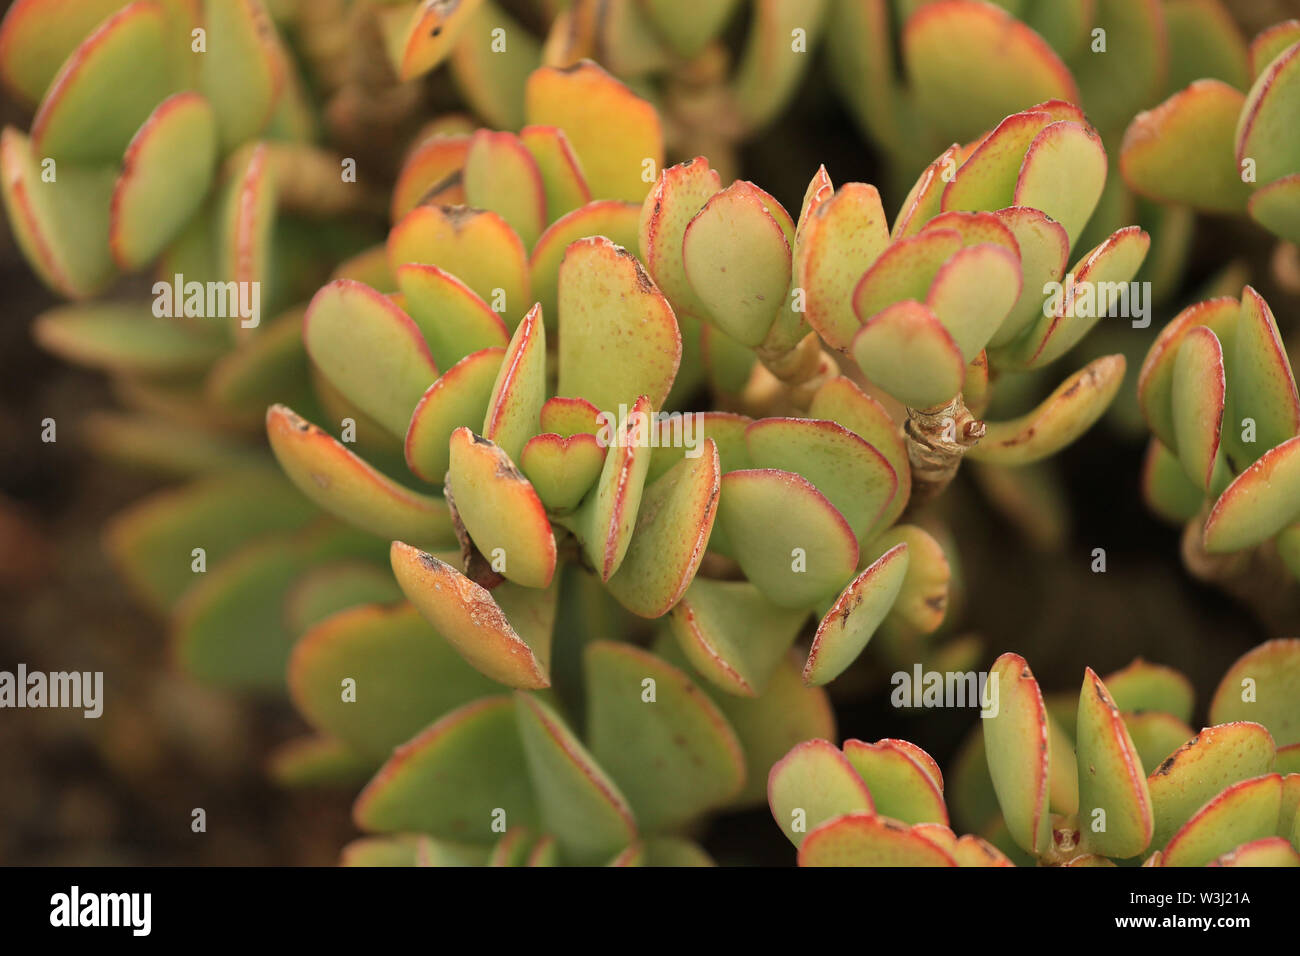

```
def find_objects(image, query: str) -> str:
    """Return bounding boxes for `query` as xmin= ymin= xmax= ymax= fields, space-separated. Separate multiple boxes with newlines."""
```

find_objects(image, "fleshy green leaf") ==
xmin=557 ymin=236 xmax=681 ymax=413
xmin=304 ymin=279 xmax=440 ymax=440
xmin=110 ymin=91 xmax=217 ymax=270
xmin=354 ymin=695 xmax=537 ymax=839
xmin=284 ymin=561 xmax=403 ymax=635
xmin=1235 ymin=41 xmax=1300 ymax=185
xmin=198 ymin=0 xmax=282 ymax=150
xmin=289 ymin=602 xmax=500 ymax=758
xmin=683 ymin=181 xmax=792 ymax=347
xmin=1171 ymin=326 xmax=1226 ymax=490
xmin=519 ymin=432 xmax=606 ymax=513
xmin=396 ymin=263 xmax=509 ymax=370
xmin=768 ymin=739 xmax=874 ymax=847
xmin=842 ymin=738 xmax=948 ymax=825
xmin=1138 ymin=296 xmax=1240 ymax=450
xmin=514 ymin=692 xmax=637 ymax=863
xmin=1120 ymin=80 xmax=1252 ymax=213
xmin=34 ymin=303 xmax=225 ymax=375
xmin=0 ymin=127 xmax=116 ymax=298
xmin=482 ymin=303 xmax=547 ymax=464
xmin=558 ymin=395 xmax=654 ymax=581
xmin=852 ymin=300 xmax=966 ymax=410
xmin=794 ymin=182 xmax=891 ymax=351
xmin=405 ymin=347 xmax=506 ymax=483
xmin=983 ymin=653 xmax=1051 ymax=856
xmin=1203 ymin=436 xmax=1300 ymax=553
xmin=446 ymin=427 xmax=556 ymax=589
xmin=798 ymin=813 xmax=958 ymax=866
xmin=1104 ymin=658 xmax=1196 ymax=723
xmin=390 ymin=541 xmax=551 ymax=689
xmin=1163 ymin=774 xmax=1283 ymax=867
xmin=1222 ymin=286 xmax=1300 ymax=470
xmin=604 ymin=441 xmax=720 ymax=618
xmin=1075 ymin=668 xmax=1154 ymax=858
xmin=388 ymin=205 xmax=529 ymax=326
xmin=1141 ymin=439 xmax=1207 ymax=524
xmin=803 ymin=543 xmax=909 ymax=686
xmin=390 ymin=133 xmax=469 ymax=223
xmin=31 ymin=1 xmax=178 ymax=163
xmin=529 ymin=200 xmax=640 ymax=327
xmin=639 ymin=157 xmax=722 ymax=321
xmin=105 ymin=472 xmax=314 ymax=612
xmin=746 ymin=417 xmax=896 ymax=543
xmin=463 ymin=129 xmax=546 ymax=248
xmin=586 ymin=641 xmax=744 ymax=830
xmin=668 ymin=578 xmax=809 ymax=697
xmin=716 ymin=469 xmax=858 ymax=608
xmin=519 ymin=125 xmax=590 ymax=221
xmin=1210 ymin=639 xmax=1300 ymax=748
xmin=902 ymin=0 xmax=1078 ymax=143
xmin=524 ymin=61 xmax=662 ymax=204
xmin=1148 ymin=721 xmax=1277 ymax=849
xmin=267 ymin=405 xmax=455 ymax=547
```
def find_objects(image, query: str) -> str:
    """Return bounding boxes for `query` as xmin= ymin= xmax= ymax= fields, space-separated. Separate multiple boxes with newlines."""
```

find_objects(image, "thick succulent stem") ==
xmin=903 ymin=394 xmax=986 ymax=509
xmin=1180 ymin=521 xmax=1300 ymax=633
xmin=753 ymin=332 xmax=838 ymax=411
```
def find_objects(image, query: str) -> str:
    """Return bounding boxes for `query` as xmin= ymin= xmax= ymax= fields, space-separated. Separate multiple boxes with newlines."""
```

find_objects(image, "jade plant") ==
xmin=1121 ymin=19 xmax=1300 ymax=245
xmin=5 ymin=0 xmax=1297 ymax=871
xmin=376 ymin=0 xmax=830 ymax=178
xmin=246 ymin=61 xmax=1154 ymax=864
xmin=824 ymin=0 xmax=1258 ymax=327
xmin=768 ymin=640 xmax=1300 ymax=866
xmin=0 ymin=0 xmax=401 ymax=688
xmin=1136 ymin=286 xmax=1300 ymax=621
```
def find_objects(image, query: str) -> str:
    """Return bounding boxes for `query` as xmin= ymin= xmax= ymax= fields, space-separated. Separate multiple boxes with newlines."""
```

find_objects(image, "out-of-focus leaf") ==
xmin=586 ymin=641 xmax=743 ymax=830
xmin=524 ymin=61 xmax=661 ymax=203
xmin=290 ymin=602 xmax=500 ymax=758
xmin=354 ymin=695 xmax=537 ymax=838
xmin=1210 ymin=639 xmax=1300 ymax=748
xmin=1121 ymin=80 xmax=1252 ymax=213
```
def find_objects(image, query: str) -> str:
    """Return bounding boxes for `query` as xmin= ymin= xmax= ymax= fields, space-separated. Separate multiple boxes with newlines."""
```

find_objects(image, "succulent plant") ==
xmin=1136 ymin=285 xmax=1300 ymax=623
xmin=5 ymin=0 xmax=1297 ymax=873
xmin=238 ymin=58 xmax=1163 ymax=863
xmin=375 ymin=0 xmax=830 ymax=178
xmin=768 ymin=640 xmax=1300 ymax=866
xmin=0 ymin=0 xmax=400 ymax=688
xmin=1121 ymin=18 xmax=1300 ymax=245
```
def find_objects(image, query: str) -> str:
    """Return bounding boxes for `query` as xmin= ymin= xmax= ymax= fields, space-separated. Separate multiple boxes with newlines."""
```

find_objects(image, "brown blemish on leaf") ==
xmin=1153 ymin=732 xmax=1201 ymax=776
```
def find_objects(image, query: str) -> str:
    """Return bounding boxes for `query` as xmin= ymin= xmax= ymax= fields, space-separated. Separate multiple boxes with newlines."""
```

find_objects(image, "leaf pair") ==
xmin=1138 ymin=287 xmax=1300 ymax=551
xmin=767 ymin=737 xmax=1010 ymax=866
xmin=351 ymin=642 xmax=743 ymax=863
